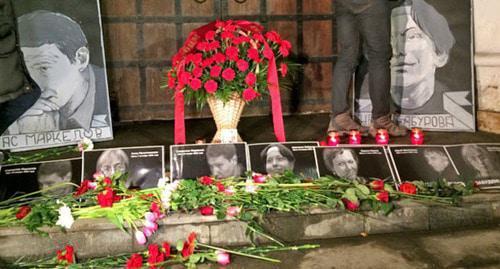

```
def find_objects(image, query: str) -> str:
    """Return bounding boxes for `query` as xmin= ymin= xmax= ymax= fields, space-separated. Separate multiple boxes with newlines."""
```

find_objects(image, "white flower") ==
xmin=56 ymin=205 xmax=74 ymax=229
xmin=77 ymin=138 xmax=94 ymax=152
xmin=157 ymin=177 xmax=170 ymax=188
xmin=161 ymin=180 xmax=180 ymax=209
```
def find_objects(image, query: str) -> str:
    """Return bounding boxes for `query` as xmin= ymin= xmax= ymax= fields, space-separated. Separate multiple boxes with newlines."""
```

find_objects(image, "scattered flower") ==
xmin=376 ymin=191 xmax=389 ymax=203
xmin=370 ymin=179 xmax=385 ymax=191
xmin=216 ymin=250 xmax=231 ymax=266
xmin=252 ymin=173 xmax=267 ymax=184
xmin=200 ymin=176 xmax=214 ymax=185
xmin=342 ymin=198 xmax=359 ymax=211
xmin=15 ymin=205 xmax=31 ymax=220
xmin=199 ymin=206 xmax=214 ymax=216
xmin=55 ymin=205 xmax=74 ymax=229
xmin=399 ymin=182 xmax=417 ymax=195
xmin=226 ymin=206 xmax=241 ymax=217
xmin=126 ymin=253 xmax=143 ymax=269
xmin=77 ymin=138 xmax=93 ymax=152
xmin=135 ymin=230 xmax=147 ymax=245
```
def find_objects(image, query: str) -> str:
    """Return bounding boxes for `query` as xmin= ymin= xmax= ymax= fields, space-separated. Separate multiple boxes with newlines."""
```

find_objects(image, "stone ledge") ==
xmin=0 ymin=193 xmax=499 ymax=261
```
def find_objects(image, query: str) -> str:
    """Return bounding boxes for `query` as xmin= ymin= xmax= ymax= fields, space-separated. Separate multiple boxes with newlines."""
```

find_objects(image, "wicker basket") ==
xmin=207 ymin=93 xmax=245 ymax=143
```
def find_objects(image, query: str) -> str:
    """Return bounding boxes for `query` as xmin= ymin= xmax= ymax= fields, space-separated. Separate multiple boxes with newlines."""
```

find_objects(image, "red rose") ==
xmin=210 ymin=65 xmax=222 ymax=77
xmin=370 ymin=179 xmax=385 ymax=191
xmin=242 ymin=88 xmax=259 ymax=101
xmin=236 ymin=59 xmax=249 ymax=72
xmin=399 ymin=182 xmax=417 ymax=195
xmin=126 ymin=253 xmax=143 ymax=269
xmin=225 ymin=46 xmax=239 ymax=61
xmin=279 ymin=63 xmax=288 ymax=77
xmin=200 ymin=176 xmax=214 ymax=185
xmin=215 ymin=181 xmax=225 ymax=192
xmin=15 ymin=205 xmax=31 ymax=220
xmin=65 ymin=245 xmax=74 ymax=264
xmin=97 ymin=188 xmax=115 ymax=208
xmin=199 ymin=206 xmax=214 ymax=216
xmin=376 ymin=191 xmax=389 ymax=203
xmin=247 ymin=48 xmax=261 ymax=62
xmin=342 ymin=198 xmax=359 ymax=211
xmin=162 ymin=243 xmax=171 ymax=258
xmin=189 ymin=78 xmax=202 ymax=90
xmin=245 ymin=72 xmax=256 ymax=86
xmin=222 ymin=68 xmax=235 ymax=81
xmin=263 ymin=47 xmax=274 ymax=60
xmin=204 ymin=80 xmax=218 ymax=94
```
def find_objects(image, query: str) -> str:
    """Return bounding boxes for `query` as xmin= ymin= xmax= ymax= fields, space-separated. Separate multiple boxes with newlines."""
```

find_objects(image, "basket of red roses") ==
xmin=164 ymin=20 xmax=292 ymax=143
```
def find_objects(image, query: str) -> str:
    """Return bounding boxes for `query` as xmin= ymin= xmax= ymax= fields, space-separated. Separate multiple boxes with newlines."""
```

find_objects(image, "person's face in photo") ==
xmin=99 ymin=156 xmax=127 ymax=178
xmin=424 ymin=151 xmax=449 ymax=173
xmin=207 ymin=155 xmax=237 ymax=179
xmin=265 ymin=146 xmax=293 ymax=175
xmin=464 ymin=147 xmax=495 ymax=177
xmin=38 ymin=171 xmax=72 ymax=196
xmin=331 ymin=151 xmax=358 ymax=180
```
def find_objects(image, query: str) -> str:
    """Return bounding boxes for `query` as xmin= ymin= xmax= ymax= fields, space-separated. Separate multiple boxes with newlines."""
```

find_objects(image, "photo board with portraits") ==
xmin=387 ymin=145 xmax=460 ymax=184
xmin=445 ymin=143 xmax=500 ymax=188
xmin=0 ymin=158 xmax=82 ymax=201
xmin=170 ymin=143 xmax=249 ymax=180
xmin=1 ymin=0 xmax=112 ymax=151
xmin=248 ymin=142 xmax=319 ymax=178
xmin=353 ymin=0 xmax=474 ymax=132
xmin=314 ymin=145 xmax=395 ymax=184
xmin=82 ymin=146 xmax=164 ymax=190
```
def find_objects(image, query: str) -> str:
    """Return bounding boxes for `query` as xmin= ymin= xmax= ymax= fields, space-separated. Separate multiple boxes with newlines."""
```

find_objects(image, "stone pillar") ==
xmin=474 ymin=0 xmax=500 ymax=134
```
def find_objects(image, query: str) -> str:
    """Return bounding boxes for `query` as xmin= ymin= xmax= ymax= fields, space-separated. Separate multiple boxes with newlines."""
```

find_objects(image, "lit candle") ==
xmin=349 ymin=130 xmax=361 ymax=145
xmin=375 ymin=129 xmax=389 ymax=145
xmin=411 ymin=128 xmax=424 ymax=145
xmin=327 ymin=132 xmax=340 ymax=146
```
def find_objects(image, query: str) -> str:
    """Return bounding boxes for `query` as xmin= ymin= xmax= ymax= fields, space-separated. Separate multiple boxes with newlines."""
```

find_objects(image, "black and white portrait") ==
xmin=248 ymin=142 xmax=319 ymax=178
xmin=315 ymin=146 xmax=394 ymax=183
xmin=446 ymin=144 xmax=500 ymax=187
xmin=0 ymin=158 xmax=82 ymax=200
xmin=354 ymin=0 xmax=474 ymax=131
xmin=170 ymin=143 xmax=248 ymax=180
xmin=388 ymin=145 xmax=459 ymax=183
xmin=83 ymin=146 xmax=164 ymax=189
xmin=0 ymin=0 xmax=112 ymax=150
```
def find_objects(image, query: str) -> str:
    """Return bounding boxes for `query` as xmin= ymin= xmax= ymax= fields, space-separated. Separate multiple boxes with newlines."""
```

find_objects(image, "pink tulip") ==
xmin=135 ymin=230 xmax=147 ymax=245
xmin=144 ymin=220 xmax=158 ymax=230
xmin=143 ymin=226 xmax=154 ymax=237
xmin=216 ymin=251 xmax=231 ymax=266
xmin=224 ymin=186 xmax=235 ymax=196
xmin=145 ymin=212 xmax=157 ymax=222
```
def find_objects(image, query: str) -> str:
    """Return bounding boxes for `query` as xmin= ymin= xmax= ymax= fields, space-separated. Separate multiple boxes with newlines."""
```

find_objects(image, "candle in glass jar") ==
xmin=375 ymin=129 xmax=389 ymax=145
xmin=411 ymin=128 xmax=424 ymax=145
xmin=327 ymin=132 xmax=340 ymax=146
xmin=349 ymin=130 xmax=361 ymax=145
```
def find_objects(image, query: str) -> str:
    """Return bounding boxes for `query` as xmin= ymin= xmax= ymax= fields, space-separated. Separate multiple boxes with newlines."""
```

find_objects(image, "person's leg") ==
xmin=358 ymin=0 xmax=407 ymax=136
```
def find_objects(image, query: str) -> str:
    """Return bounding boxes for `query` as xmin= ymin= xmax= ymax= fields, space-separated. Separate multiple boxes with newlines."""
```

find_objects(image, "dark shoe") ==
xmin=328 ymin=111 xmax=369 ymax=136
xmin=370 ymin=114 xmax=407 ymax=137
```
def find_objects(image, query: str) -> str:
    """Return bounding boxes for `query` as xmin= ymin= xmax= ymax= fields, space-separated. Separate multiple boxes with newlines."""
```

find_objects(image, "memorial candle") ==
xmin=327 ymin=132 xmax=340 ymax=146
xmin=349 ymin=130 xmax=361 ymax=145
xmin=411 ymin=128 xmax=424 ymax=145
xmin=375 ymin=129 xmax=389 ymax=145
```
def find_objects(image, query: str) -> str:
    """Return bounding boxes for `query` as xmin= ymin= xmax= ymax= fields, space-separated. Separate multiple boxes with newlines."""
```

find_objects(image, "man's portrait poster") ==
xmin=354 ymin=0 xmax=474 ymax=131
xmin=83 ymin=146 xmax=164 ymax=190
xmin=170 ymin=143 xmax=248 ymax=180
xmin=1 ymin=0 xmax=112 ymax=150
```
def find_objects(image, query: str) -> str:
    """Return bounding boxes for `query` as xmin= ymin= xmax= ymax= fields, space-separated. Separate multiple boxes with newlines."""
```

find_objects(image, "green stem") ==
xmin=197 ymin=243 xmax=281 ymax=263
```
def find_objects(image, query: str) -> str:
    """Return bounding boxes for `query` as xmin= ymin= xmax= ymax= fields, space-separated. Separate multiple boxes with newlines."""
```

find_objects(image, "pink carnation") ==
xmin=242 ymin=88 xmax=259 ymax=101
xmin=236 ymin=59 xmax=249 ymax=72
xmin=204 ymin=80 xmax=218 ymax=94
xmin=222 ymin=68 xmax=235 ymax=81
xmin=245 ymin=72 xmax=257 ymax=86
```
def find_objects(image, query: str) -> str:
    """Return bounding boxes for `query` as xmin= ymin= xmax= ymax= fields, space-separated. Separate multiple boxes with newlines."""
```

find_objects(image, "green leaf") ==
xmin=176 ymin=240 xmax=184 ymax=252
xmin=355 ymin=184 xmax=370 ymax=195
xmin=343 ymin=188 xmax=358 ymax=202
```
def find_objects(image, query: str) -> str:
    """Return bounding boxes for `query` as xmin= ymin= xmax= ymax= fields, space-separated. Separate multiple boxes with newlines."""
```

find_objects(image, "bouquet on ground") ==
xmin=164 ymin=19 xmax=292 ymax=106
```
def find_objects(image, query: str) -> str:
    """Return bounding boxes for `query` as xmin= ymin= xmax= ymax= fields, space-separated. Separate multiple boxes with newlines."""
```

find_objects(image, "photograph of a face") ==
xmin=315 ymin=146 xmax=395 ymax=184
xmin=1 ymin=0 xmax=112 ymax=150
xmin=445 ymin=143 xmax=500 ymax=187
xmin=82 ymin=146 xmax=164 ymax=189
xmin=354 ymin=0 xmax=474 ymax=131
xmin=0 ymin=158 xmax=82 ymax=201
xmin=248 ymin=142 xmax=319 ymax=178
xmin=388 ymin=145 xmax=460 ymax=184
xmin=170 ymin=143 xmax=248 ymax=180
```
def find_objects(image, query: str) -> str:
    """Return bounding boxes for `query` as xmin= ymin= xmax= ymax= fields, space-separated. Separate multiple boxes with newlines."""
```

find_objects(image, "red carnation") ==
xmin=97 ymin=188 xmax=116 ymax=208
xmin=204 ymin=80 xmax=218 ymax=94
xmin=74 ymin=180 xmax=92 ymax=196
xmin=242 ymin=88 xmax=259 ymax=101
xmin=225 ymin=46 xmax=239 ymax=61
xmin=247 ymin=48 xmax=261 ymax=62
xmin=222 ymin=68 xmax=235 ymax=81
xmin=205 ymin=30 xmax=216 ymax=41
xmin=215 ymin=181 xmax=226 ymax=192
xmin=279 ymin=40 xmax=292 ymax=57
xmin=342 ymin=198 xmax=359 ymax=212
xmin=181 ymin=232 xmax=197 ymax=258
xmin=210 ymin=65 xmax=222 ymax=77
xmin=221 ymin=31 xmax=234 ymax=39
xmin=376 ymin=191 xmax=390 ymax=203
xmin=213 ymin=53 xmax=225 ymax=63
xmin=208 ymin=41 xmax=220 ymax=51
xmin=236 ymin=59 xmax=249 ymax=72
xmin=147 ymin=244 xmax=165 ymax=268
xmin=370 ymin=179 xmax=385 ymax=191
xmin=16 ymin=205 xmax=31 ymax=220
xmin=103 ymin=177 xmax=112 ymax=186
xmin=399 ymin=182 xmax=417 ymax=195
xmin=126 ymin=253 xmax=143 ymax=269
xmin=65 ymin=245 xmax=74 ymax=264
xmin=265 ymin=31 xmax=281 ymax=43
xmin=162 ymin=243 xmax=171 ymax=258
xmin=196 ymin=41 xmax=208 ymax=52
xmin=199 ymin=176 xmax=214 ymax=185
xmin=189 ymin=78 xmax=202 ymax=90
xmin=179 ymin=71 xmax=191 ymax=85
xmin=263 ymin=47 xmax=274 ymax=60
xmin=199 ymin=206 xmax=214 ymax=216
xmin=279 ymin=63 xmax=288 ymax=77
xmin=192 ymin=67 xmax=203 ymax=78
xmin=252 ymin=33 xmax=265 ymax=42
xmin=245 ymin=72 xmax=256 ymax=86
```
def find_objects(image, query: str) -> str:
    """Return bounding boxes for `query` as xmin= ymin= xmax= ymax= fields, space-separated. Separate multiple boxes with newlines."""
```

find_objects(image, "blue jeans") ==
xmin=331 ymin=0 xmax=391 ymax=120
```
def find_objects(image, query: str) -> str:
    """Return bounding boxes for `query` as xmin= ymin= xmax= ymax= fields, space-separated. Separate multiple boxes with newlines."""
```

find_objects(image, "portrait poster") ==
xmin=248 ymin=142 xmax=319 ymax=178
xmin=0 ymin=158 xmax=82 ymax=201
xmin=170 ymin=143 xmax=248 ymax=180
xmin=445 ymin=143 xmax=500 ymax=188
xmin=387 ymin=145 xmax=460 ymax=184
xmin=353 ymin=0 xmax=474 ymax=131
xmin=82 ymin=146 xmax=164 ymax=190
xmin=314 ymin=146 xmax=395 ymax=184
xmin=1 ymin=0 xmax=112 ymax=151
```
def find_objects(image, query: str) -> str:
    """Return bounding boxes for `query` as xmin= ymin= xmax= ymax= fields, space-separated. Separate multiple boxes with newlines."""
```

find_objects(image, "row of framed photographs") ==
xmin=1 ymin=142 xmax=499 ymax=201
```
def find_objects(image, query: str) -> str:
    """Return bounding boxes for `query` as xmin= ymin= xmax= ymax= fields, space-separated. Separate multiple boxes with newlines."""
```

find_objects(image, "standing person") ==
xmin=0 ymin=0 xmax=41 ymax=134
xmin=329 ymin=0 xmax=407 ymax=137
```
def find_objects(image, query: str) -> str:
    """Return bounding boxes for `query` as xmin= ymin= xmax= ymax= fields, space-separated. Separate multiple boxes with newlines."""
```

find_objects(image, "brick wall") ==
xmin=100 ymin=0 xmax=336 ymax=122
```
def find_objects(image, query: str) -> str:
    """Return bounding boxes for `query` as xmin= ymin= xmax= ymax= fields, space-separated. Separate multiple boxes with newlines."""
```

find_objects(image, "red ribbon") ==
xmin=173 ymin=21 xmax=286 ymax=144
